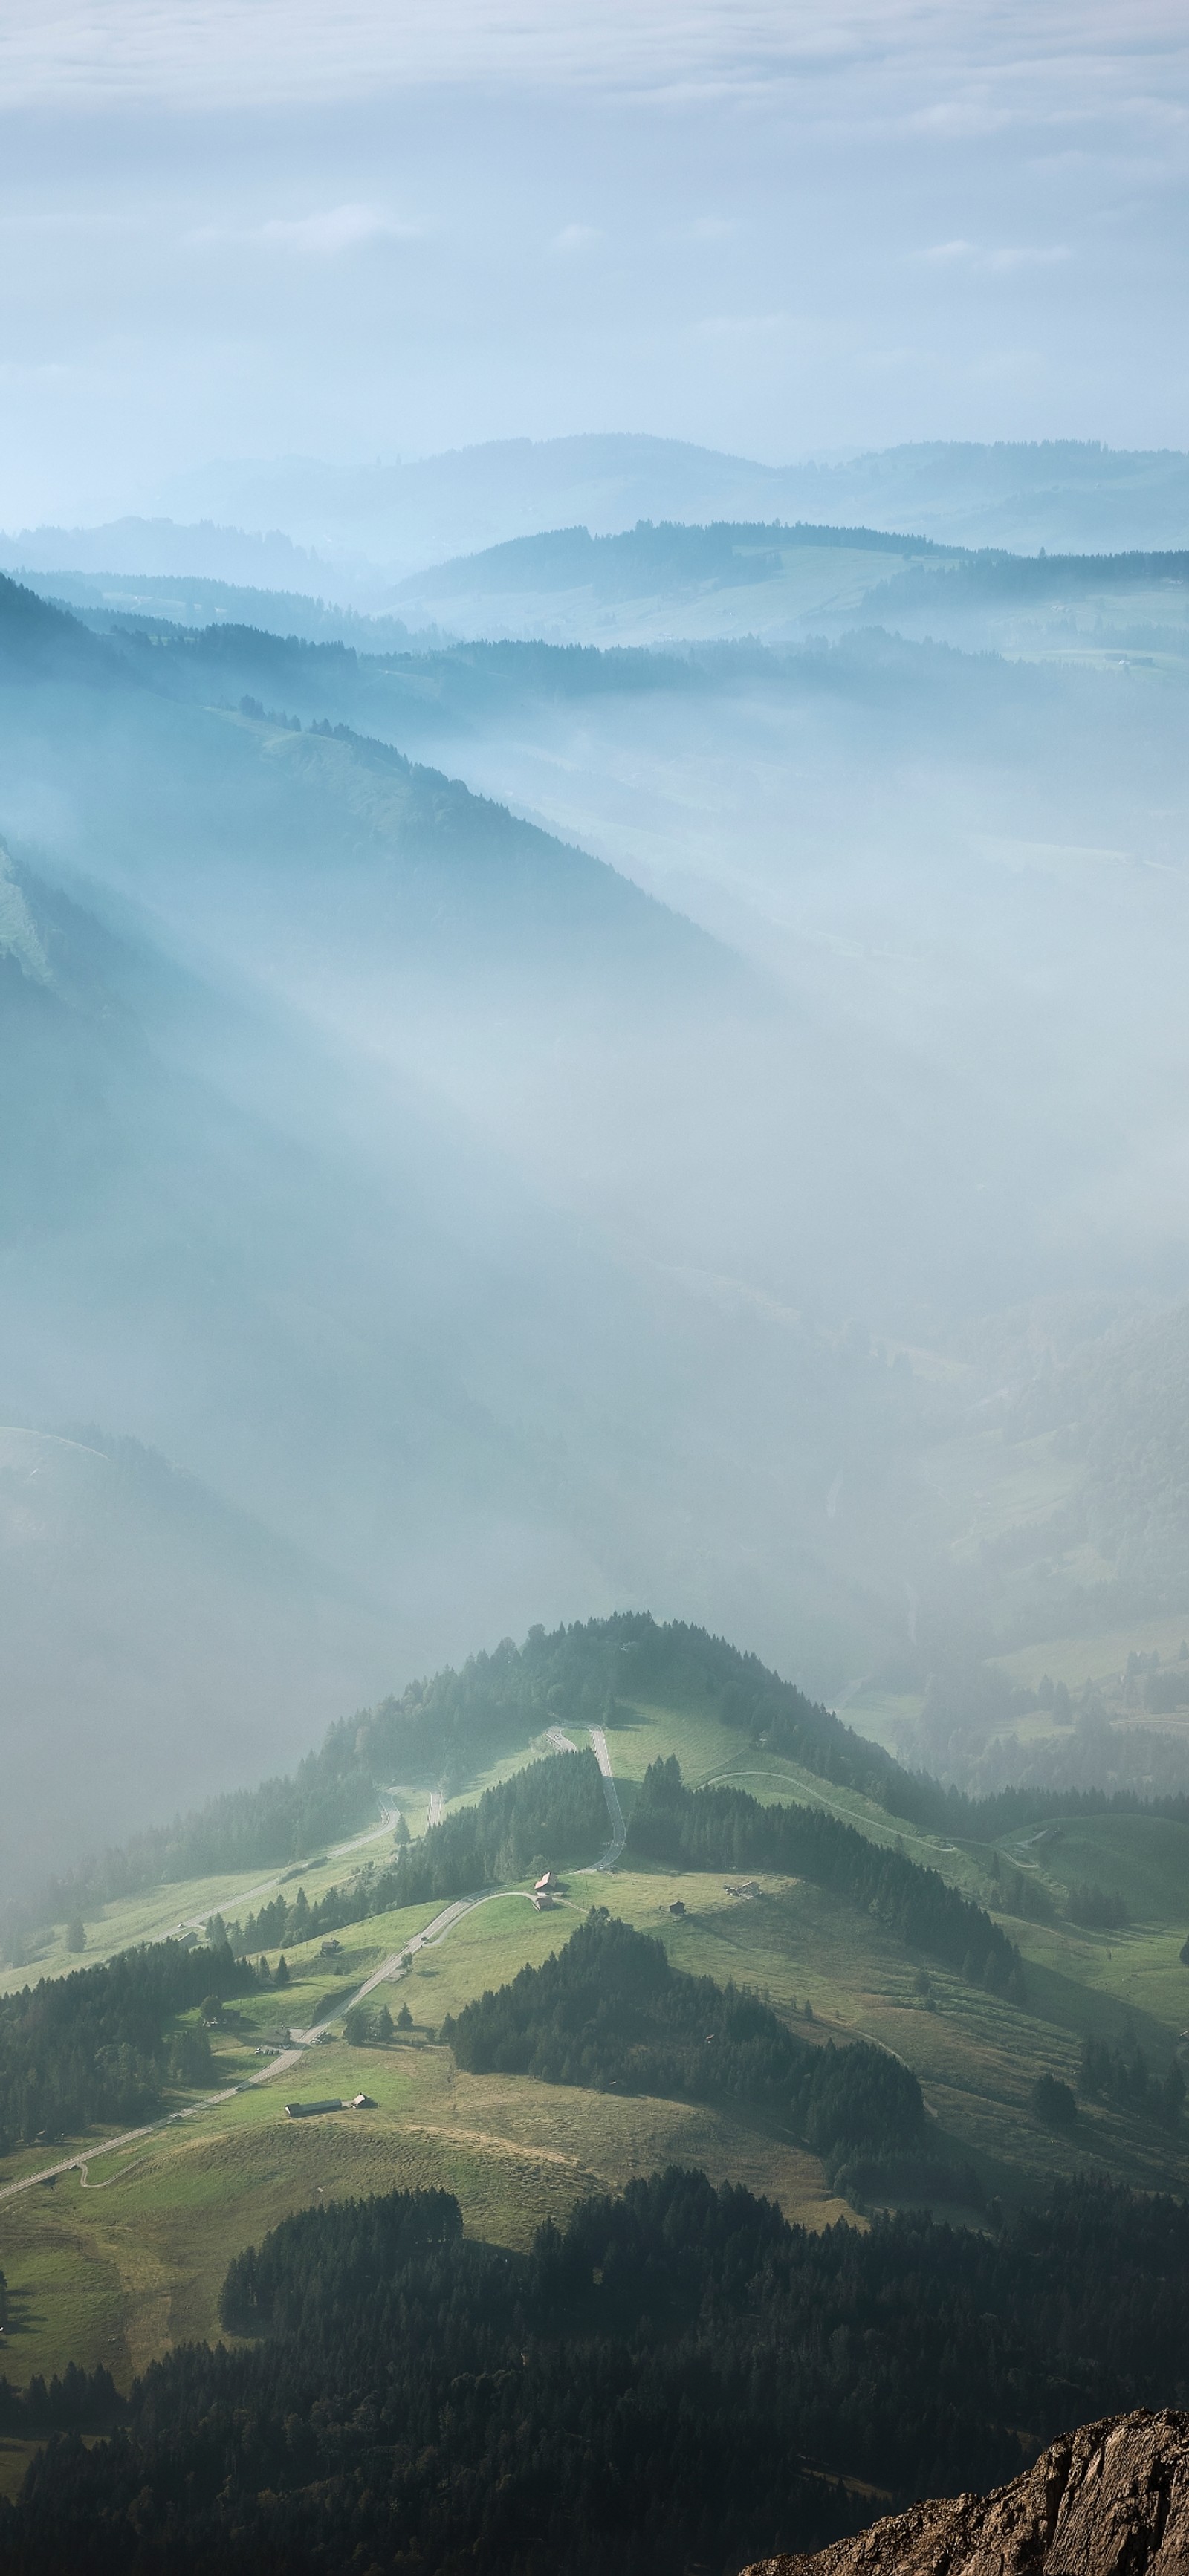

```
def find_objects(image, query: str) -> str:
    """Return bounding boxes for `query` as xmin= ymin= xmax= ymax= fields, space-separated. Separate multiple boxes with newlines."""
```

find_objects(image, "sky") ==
xmin=0 ymin=0 xmax=1187 ymax=522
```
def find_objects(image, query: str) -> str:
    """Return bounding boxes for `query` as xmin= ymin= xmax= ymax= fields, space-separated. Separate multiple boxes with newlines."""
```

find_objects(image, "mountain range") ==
xmin=0 ymin=577 xmax=923 ymax=1883
xmin=5 ymin=538 xmax=1189 ymax=1889
xmin=4 ymin=434 xmax=1189 ymax=603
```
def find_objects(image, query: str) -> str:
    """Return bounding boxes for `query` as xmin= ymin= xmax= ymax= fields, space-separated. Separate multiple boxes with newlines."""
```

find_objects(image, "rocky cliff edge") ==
xmin=745 ymin=2410 xmax=1189 ymax=2576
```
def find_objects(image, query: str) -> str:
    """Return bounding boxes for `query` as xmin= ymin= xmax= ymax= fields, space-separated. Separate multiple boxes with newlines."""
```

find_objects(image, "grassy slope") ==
xmin=398 ymin=539 xmax=1189 ymax=660
xmin=0 ymin=1696 xmax=959 ymax=1997
xmin=0 ymin=1884 xmax=850 ymax=2413
xmin=4 ymin=1686 xmax=1189 ymax=2422
xmin=397 ymin=541 xmax=933 ymax=647
xmin=0 ymin=1730 xmax=579 ymax=1998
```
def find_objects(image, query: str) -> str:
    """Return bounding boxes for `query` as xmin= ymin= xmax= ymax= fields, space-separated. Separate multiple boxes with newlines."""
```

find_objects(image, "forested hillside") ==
xmin=629 ymin=1759 xmax=1023 ymax=1992
xmin=25 ymin=1615 xmax=910 ymax=1930
xmin=221 ymin=1747 xmax=610 ymax=1954
xmin=380 ymin=513 xmax=1189 ymax=652
xmin=7 ymin=2171 xmax=1189 ymax=2573
xmin=444 ymin=1909 xmax=926 ymax=2176
xmin=390 ymin=515 xmax=942 ymax=607
xmin=0 ymin=1941 xmax=241 ymax=2152
xmin=26 ymin=1609 xmax=1189 ymax=1956
xmin=1014 ymin=1303 xmax=1189 ymax=1600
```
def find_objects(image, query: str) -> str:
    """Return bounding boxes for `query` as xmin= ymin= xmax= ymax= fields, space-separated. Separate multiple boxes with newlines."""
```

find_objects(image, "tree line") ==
xmin=378 ymin=1748 xmax=609 ymax=1907
xmin=1080 ymin=2036 xmax=1185 ymax=2129
xmin=0 ymin=2364 xmax=123 ymax=2435
xmin=0 ymin=1941 xmax=244 ymax=2155
xmin=628 ymin=1759 xmax=1024 ymax=1992
xmin=221 ymin=1750 xmax=607 ymax=1957
xmin=442 ymin=1909 xmax=926 ymax=2178
xmin=16 ymin=1612 xmax=1189 ymax=1964
xmin=8 ymin=2170 xmax=1189 ymax=2574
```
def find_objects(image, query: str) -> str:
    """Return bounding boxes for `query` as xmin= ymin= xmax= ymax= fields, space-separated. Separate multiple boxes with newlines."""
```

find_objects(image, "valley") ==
xmin=5 ymin=0 xmax=1189 ymax=2551
xmin=3 ymin=1638 xmax=1188 ymax=2462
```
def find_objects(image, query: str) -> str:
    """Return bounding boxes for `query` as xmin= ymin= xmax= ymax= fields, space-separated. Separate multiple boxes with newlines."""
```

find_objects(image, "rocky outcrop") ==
xmin=747 ymin=2411 xmax=1189 ymax=2576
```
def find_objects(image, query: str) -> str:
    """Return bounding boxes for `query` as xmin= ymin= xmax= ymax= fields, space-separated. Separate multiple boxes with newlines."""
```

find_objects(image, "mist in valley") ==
xmin=2 ymin=0 xmax=1189 ymax=1913
xmin=4 ymin=539 xmax=1189 ymax=1891
xmin=13 ymin=17 xmax=1189 ymax=2569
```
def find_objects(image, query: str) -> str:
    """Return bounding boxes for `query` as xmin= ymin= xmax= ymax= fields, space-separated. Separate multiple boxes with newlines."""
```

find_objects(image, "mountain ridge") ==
xmin=13 ymin=434 xmax=1189 ymax=598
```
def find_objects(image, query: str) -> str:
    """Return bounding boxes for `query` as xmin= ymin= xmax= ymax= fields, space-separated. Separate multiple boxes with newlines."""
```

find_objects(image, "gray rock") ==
xmin=746 ymin=2410 xmax=1189 ymax=2576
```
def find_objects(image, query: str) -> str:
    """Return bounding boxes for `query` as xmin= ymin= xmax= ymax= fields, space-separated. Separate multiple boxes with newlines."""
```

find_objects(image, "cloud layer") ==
xmin=3 ymin=0 xmax=1186 ymax=111
xmin=0 ymin=0 xmax=1185 ymax=522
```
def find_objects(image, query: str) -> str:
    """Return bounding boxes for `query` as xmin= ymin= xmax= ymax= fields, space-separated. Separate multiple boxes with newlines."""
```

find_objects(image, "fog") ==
xmin=0 ymin=606 xmax=898 ymax=1877
xmin=1 ymin=1 xmax=1188 ymax=524
xmin=379 ymin=637 xmax=1189 ymax=1281
xmin=3 ymin=0 xmax=1189 ymax=1904
xmin=4 ymin=547 xmax=1189 ymax=1887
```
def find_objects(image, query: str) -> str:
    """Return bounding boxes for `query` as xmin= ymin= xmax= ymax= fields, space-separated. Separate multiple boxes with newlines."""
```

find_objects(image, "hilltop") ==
xmin=385 ymin=514 xmax=1189 ymax=652
xmin=155 ymin=433 xmax=1189 ymax=571
xmin=1 ymin=1609 xmax=1187 ymax=2326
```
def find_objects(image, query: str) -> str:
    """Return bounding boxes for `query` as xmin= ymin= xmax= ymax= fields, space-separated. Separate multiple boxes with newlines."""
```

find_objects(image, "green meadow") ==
xmin=4 ymin=1685 xmax=1189 ymax=2436
xmin=0 ymin=1696 xmax=958 ymax=1996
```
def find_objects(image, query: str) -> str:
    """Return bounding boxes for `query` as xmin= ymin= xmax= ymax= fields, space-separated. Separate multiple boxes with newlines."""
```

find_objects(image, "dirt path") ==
xmin=586 ymin=1729 xmax=626 ymax=1868
xmin=0 ymin=1885 xmax=544 ymax=2205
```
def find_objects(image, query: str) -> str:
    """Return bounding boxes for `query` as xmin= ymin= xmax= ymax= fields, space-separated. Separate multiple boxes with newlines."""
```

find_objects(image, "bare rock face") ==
xmin=746 ymin=2411 xmax=1189 ymax=2576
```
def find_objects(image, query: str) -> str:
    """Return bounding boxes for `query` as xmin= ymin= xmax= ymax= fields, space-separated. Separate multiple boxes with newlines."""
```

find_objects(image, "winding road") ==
xmin=0 ymin=1735 xmax=625 ymax=2207
xmin=166 ymin=1800 xmax=408 ymax=1944
xmin=0 ymin=1895 xmax=510 ymax=2207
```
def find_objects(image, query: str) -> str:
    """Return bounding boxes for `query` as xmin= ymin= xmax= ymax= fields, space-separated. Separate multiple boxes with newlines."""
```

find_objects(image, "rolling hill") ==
xmin=7 ymin=439 xmax=1189 ymax=621
xmin=7 ymin=574 xmax=1189 ymax=1892
xmin=384 ymin=516 xmax=1189 ymax=656
xmin=155 ymin=434 xmax=1189 ymax=576
xmin=1 ymin=1607 xmax=1188 ymax=2459
xmin=0 ymin=583 xmax=946 ymax=1878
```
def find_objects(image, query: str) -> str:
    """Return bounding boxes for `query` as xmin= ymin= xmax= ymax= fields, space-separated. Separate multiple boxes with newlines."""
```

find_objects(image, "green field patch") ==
xmin=0 ymin=2021 xmax=849 ymax=2390
xmin=9 ymin=1684 xmax=1189 ymax=2399
xmin=1004 ymin=1910 xmax=1189 ymax=2043
xmin=0 ymin=2209 xmax=136 ymax=2385
xmin=995 ymin=1811 xmax=1189 ymax=1925
xmin=835 ymin=1689 xmax=924 ymax=1759
xmin=7 ymin=1840 xmax=1189 ymax=2392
